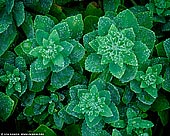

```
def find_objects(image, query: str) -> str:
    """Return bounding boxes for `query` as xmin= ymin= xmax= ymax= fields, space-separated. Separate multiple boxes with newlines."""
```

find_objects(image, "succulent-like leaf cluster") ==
xmin=84 ymin=9 xmax=153 ymax=82
xmin=130 ymin=64 xmax=164 ymax=105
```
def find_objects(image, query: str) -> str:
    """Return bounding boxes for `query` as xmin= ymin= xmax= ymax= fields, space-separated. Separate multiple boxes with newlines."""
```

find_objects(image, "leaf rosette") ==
xmin=66 ymin=78 xmax=119 ymax=128
xmin=130 ymin=64 xmax=164 ymax=105
xmin=84 ymin=9 xmax=154 ymax=82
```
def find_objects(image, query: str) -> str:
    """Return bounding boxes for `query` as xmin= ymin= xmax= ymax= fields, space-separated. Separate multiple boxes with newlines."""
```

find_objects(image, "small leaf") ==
xmin=144 ymin=87 xmax=158 ymax=98
xmin=112 ymin=129 xmax=122 ymax=136
xmin=6 ymin=0 xmax=14 ymax=14
xmin=33 ymin=124 xmax=57 ymax=136
xmin=123 ymin=52 xmax=138 ymax=66
xmin=35 ymin=29 xmax=49 ymax=46
xmin=69 ymin=40 xmax=85 ymax=64
xmin=121 ymin=27 xmax=135 ymax=42
xmin=49 ymin=29 xmax=60 ymax=44
xmin=13 ymin=1 xmax=25 ymax=27
xmin=0 ymin=92 xmax=14 ymax=121
xmin=53 ymin=113 xmax=64 ymax=130
xmin=85 ymin=53 xmax=107 ymax=72
xmin=60 ymin=41 xmax=74 ymax=57
xmin=29 ymin=46 xmax=43 ymax=57
xmin=34 ymin=95 xmax=50 ymax=105
xmin=137 ymin=91 xmax=156 ymax=105
xmin=85 ymin=114 xmax=102 ymax=128
xmin=48 ymin=102 xmax=55 ymax=114
xmin=52 ymin=53 xmax=64 ymax=67
xmin=109 ymin=62 xmax=126 ymax=78
xmin=130 ymin=80 xmax=142 ymax=93
xmin=120 ymin=65 xmax=138 ymax=83
xmin=158 ymin=110 xmax=169 ymax=126
xmin=100 ymin=105 xmax=113 ymax=117
xmin=34 ymin=15 xmax=54 ymax=33
xmin=162 ymin=66 xmax=170 ymax=92
xmin=51 ymin=66 xmax=74 ymax=89
xmin=164 ymin=38 xmax=170 ymax=60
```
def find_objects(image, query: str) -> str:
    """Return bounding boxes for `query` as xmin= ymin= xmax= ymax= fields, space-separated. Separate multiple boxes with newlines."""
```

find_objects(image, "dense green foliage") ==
xmin=0 ymin=0 xmax=170 ymax=136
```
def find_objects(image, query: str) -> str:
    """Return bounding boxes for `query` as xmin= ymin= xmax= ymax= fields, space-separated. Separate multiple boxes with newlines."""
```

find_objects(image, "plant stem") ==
xmin=130 ymin=0 xmax=137 ymax=6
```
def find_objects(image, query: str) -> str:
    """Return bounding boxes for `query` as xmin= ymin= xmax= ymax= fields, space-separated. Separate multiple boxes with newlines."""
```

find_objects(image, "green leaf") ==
xmin=48 ymin=102 xmax=55 ymax=114
xmin=30 ymin=59 xmax=51 ymax=82
xmin=137 ymin=91 xmax=156 ymax=105
xmin=127 ymin=108 xmax=137 ymax=119
xmin=64 ymin=124 xmax=81 ymax=136
xmin=6 ymin=0 xmax=14 ymax=14
xmin=111 ymin=120 xmax=126 ymax=128
xmin=164 ymin=38 xmax=170 ymax=60
xmin=112 ymin=129 xmax=122 ymax=136
xmin=120 ymin=65 xmax=138 ymax=83
xmin=103 ymin=0 xmax=120 ymax=12
xmin=158 ymin=110 xmax=169 ymax=126
xmin=51 ymin=66 xmax=74 ymax=89
xmin=15 ymin=57 xmax=27 ymax=72
xmin=136 ymin=26 xmax=155 ymax=51
xmin=103 ymin=102 xmax=119 ymax=124
xmin=0 ymin=92 xmax=14 ymax=121
xmin=29 ymin=46 xmax=43 ymax=57
xmin=60 ymin=41 xmax=74 ymax=57
xmin=13 ymin=1 xmax=25 ymax=27
xmin=66 ymin=100 xmax=83 ymax=119
xmin=99 ymin=90 xmax=111 ymax=105
xmin=34 ymin=124 xmax=57 ymax=136
xmin=21 ymin=12 xmax=34 ymax=38
xmin=0 ymin=10 xmax=12 ymax=33
xmin=83 ymin=31 xmax=98 ymax=53
xmin=34 ymin=15 xmax=54 ymax=33
xmin=144 ymin=87 xmax=158 ymax=98
xmin=100 ymin=105 xmax=113 ymax=117
xmin=162 ymin=66 xmax=170 ymax=92
xmin=34 ymin=95 xmax=50 ymax=105
xmin=121 ymin=27 xmax=135 ymax=42
xmin=85 ymin=53 xmax=107 ymax=72
xmin=69 ymin=40 xmax=85 ymax=64
xmin=63 ymin=14 xmax=83 ymax=39
xmin=109 ymin=62 xmax=126 ymax=78
xmin=130 ymin=80 xmax=142 ymax=93
xmin=52 ymin=53 xmax=64 ymax=67
xmin=84 ymin=15 xmax=99 ymax=34
xmin=53 ymin=113 xmax=64 ymax=130
xmin=151 ymin=94 xmax=170 ymax=112
xmin=35 ymin=29 xmax=49 ymax=46
xmin=85 ymin=114 xmax=102 ymax=128
xmin=122 ymin=87 xmax=134 ymax=104
xmin=33 ymin=103 xmax=46 ymax=115
xmin=0 ymin=24 xmax=17 ymax=56
xmin=123 ymin=52 xmax=138 ymax=66
xmin=51 ymin=22 xmax=70 ymax=41
xmin=98 ymin=16 xmax=113 ymax=36
xmin=114 ymin=9 xmax=139 ymax=33
xmin=155 ymin=42 xmax=166 ymax=57
xmin=133 ymin=41 xmax=150 ymax=64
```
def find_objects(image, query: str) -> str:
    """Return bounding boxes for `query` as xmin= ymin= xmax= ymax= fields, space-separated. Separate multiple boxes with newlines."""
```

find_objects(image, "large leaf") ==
xmin=51 ymin=66 xmax=74 ymax=89
xmin=13 ymin=1 xmax=25 ymax=27
xmin=63 ymin=14 xmax=83 ymax=39
xmin=133 ymin=41 xmax=150 ymax=64
xmin=34 ymin=15 xmax=54 ymax=33
xmin=85 ymin=53 xmax=107 ymax=72
xmin=164 ymin=38 xmax=170 ymax=60
xmin=0 ymin=24 xmax=17 ymax=56
xmin=30 ymin=59 xmax=51 ymax=82
xmin=21 ymin=12 xmax=34 ymax=38
xmin=114 ymin=9 xmax=139 ymax=33
xmin=0 ymin=92 xmax=14 ymax=121
xmin=136 ymin=26 xmax=155 ymax=51
xmin=69 ymin=40 xmax=85 ymax=64
xmin=98 ymin=16 xmax=113 ymax=36
xmin=51 ymin=22 xmax=70 ymax=41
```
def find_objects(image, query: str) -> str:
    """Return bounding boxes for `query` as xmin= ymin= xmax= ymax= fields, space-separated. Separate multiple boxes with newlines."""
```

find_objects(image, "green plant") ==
xmin=0 ymin=1 xmax=170 ymax=136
